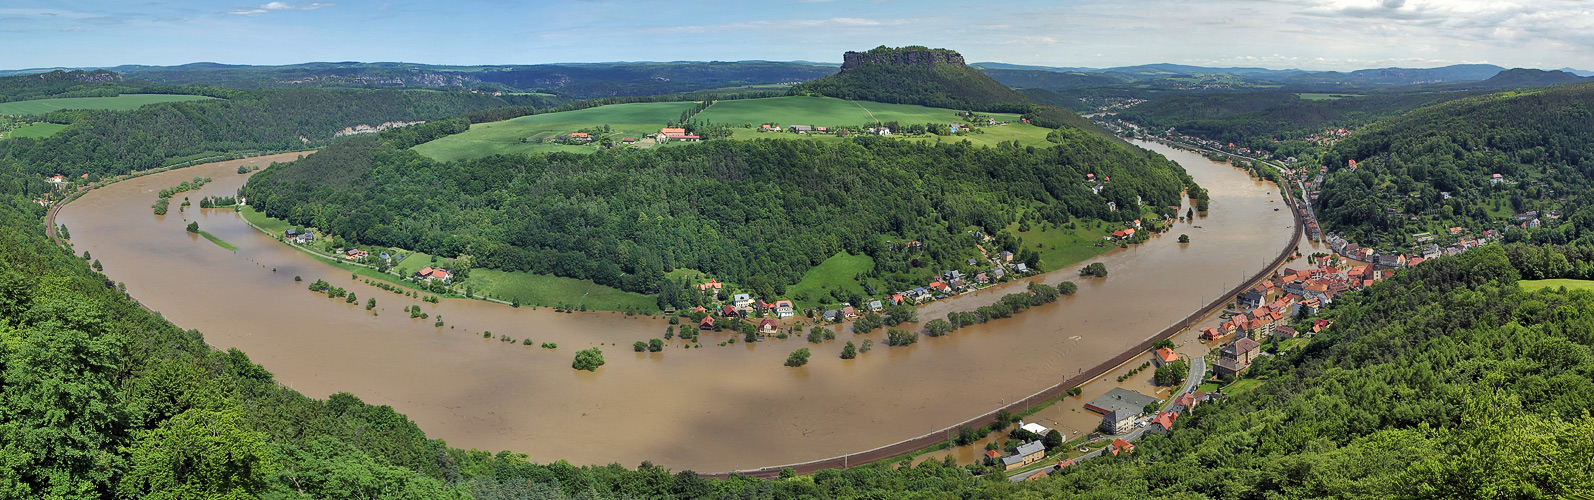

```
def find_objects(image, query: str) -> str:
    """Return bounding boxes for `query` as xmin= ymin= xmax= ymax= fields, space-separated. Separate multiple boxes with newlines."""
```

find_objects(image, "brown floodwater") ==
xmin=59 ymin=141 xmax=1294 ymax=472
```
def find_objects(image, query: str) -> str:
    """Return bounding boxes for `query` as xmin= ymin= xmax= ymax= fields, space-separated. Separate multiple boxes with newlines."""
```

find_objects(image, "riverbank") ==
xmin=61 ymin=143 xmax=1295 ymax=473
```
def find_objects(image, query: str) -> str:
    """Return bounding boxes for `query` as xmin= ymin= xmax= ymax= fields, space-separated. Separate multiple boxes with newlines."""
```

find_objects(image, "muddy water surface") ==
xmin=59 ymin=142 xmax=1293 ymax=472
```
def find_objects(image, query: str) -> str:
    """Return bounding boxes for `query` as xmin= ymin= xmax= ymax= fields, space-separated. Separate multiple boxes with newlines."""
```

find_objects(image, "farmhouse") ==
xmin=1000 ymin=441 xmax=1046 ymax=471
xmin=787 ymin=125 xmax=814 ymax=134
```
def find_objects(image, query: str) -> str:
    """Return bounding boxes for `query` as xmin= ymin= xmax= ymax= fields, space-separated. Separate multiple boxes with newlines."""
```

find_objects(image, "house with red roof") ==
xmin=1146 ymin=411 xmax=1178 ymax=434
xmin=699 ymin=316 xmax=715 ymax=330
xmin=1153 ymin=347 xmax=1180 ymax=366
xmin=758 ymin=318 xmax=778 ymax=334
xmin=1110 ymin=438 xmax=1134 ymax=456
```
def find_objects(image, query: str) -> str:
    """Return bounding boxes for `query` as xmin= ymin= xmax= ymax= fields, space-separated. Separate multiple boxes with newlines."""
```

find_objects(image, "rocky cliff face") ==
xmin=840 ymin=48 xmax=965 ymax=72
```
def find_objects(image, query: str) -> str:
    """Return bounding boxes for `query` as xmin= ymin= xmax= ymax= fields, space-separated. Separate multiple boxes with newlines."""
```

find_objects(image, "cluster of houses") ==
xmin=1205 ymin=260 xmax=1383 ymax=346
xmin=1322 ymin=227 xmax=1494 ymax=269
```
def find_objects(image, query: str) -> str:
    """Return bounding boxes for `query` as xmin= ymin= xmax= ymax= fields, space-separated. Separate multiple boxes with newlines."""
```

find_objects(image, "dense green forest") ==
xmin=244 ymin=121 xmax=1194 ymax=306
xmin=0 ymin=88 xmax=558 ymax=179
xmin=1316 ymin=82 xmax=1594 ymax=247
xmin=1118 ymin=91 xmax=1471 ymax=156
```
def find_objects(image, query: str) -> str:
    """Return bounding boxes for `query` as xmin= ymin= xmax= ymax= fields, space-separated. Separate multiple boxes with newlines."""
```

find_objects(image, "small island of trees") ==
xmin=572 ymin=347 xmax=605 ymax=371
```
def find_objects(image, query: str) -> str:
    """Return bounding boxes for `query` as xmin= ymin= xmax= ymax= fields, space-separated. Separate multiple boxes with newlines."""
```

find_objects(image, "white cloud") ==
xmin=229 ymin=2 xmax=333 ymax=16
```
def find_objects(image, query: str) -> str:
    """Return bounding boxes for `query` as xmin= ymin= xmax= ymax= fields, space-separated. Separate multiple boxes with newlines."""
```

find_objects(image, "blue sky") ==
xmin=4 ymin=0 xmax=1592 ymax=71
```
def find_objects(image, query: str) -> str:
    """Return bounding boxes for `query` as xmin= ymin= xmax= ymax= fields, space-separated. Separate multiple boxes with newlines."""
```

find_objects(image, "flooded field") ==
xmin=58 ymin=142 xmax=1294 ymax=472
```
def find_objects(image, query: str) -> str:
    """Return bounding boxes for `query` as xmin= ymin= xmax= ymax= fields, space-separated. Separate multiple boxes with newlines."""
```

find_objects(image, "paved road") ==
xmin=1009 ymin=356 xmax=1206 ymax=482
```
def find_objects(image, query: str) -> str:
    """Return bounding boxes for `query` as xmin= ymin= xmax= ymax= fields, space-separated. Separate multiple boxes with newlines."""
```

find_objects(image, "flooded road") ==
xmin=59 ymin=142 xmax=1294 ymax=472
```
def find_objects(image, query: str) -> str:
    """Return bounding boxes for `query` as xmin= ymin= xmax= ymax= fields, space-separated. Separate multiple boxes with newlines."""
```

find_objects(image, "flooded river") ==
xmin=58 ymin=142 xmax=1294 ymax=472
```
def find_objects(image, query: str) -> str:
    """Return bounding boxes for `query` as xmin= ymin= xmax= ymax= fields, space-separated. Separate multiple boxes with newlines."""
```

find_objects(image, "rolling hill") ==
xmin=1316 ymin=81 xmax=1594 ymax=247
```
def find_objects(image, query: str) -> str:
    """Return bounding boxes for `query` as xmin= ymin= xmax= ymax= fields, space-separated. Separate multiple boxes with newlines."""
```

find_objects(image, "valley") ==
xmin=58 ymin=140 xmax=1293 ymax=472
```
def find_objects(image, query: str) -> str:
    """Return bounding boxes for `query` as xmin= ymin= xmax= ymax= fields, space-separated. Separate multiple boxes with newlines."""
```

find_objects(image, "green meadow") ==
xmin=0 ymin=94 xmax=214 ymax=115
xmin=785 ymin=251 xmax=876 ymax=309
xmin=413 ymin=96 xmax=1033 ymax=162
xmin=695 ymin=95 xmax=1022 ymax=128
xmin=3 ymin=123 xmax=67 ymax=139
xmin=1520 ymin=279 xmax=1594 ymax=292
xmin=1003 ymin=220 xmax=1113 ymax=273
xmin=412 ymin=101 xmax=699 ymax=161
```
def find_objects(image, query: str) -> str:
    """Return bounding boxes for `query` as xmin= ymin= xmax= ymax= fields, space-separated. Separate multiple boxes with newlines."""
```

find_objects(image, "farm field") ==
xmin=0 ymin=94 xmax=214 ymax=115
xmin=2 ymin=122 xmax=67 ymax=139
xmin=414 ymin=96 xmax=1034 ymax=162
xmin=412 ymin=101 xmax=699 ymax=161
xmin=695 ymin=95 xmax=1021 ymax=128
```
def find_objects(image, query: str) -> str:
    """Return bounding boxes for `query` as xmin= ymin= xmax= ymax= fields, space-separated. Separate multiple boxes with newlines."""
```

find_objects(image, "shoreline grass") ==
xmin=198 ymin=231 xmax=237 ymax=251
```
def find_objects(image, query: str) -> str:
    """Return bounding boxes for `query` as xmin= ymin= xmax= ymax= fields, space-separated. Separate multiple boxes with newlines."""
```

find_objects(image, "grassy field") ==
xmin=240 ymin=206 xmax=291 ymax=235
xmin=393 ymin=252 xmax=435 ymax=276
xmin=412 ymin=101 xmax=699 ymax=162
xmin=0 ymin=94 xmax=214 ymax=115
xmin=414 ymin=97 xmax=1033 ymax=162
xmin=1296 ymin=93 xmax=1362 ymax=101
xmin=198 ymin=231 xmax=237 ymax=251
xmin=786 ymin=251 xmax=875 ymax=309
xmin=696 ymin=96 xmax=1022 ymax=128
xmin=1520 ymin=279 xmax=1594 ymax=291
xmin=1004 ymin=221 xmax=1113 ymax=272
xmin=3 ymin=122 xmax=67 ymax=139
xmin=460 ymin=269 xmax=658 ymax=313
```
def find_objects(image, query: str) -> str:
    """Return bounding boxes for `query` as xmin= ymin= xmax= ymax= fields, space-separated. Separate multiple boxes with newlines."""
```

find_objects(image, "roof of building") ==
xmin=1083 ymin=388 xmax=1160 ymax=417
xmin=1021 ymin=423 xmax=1050 ymax=436
xmin=1086 ymin=388 xmax=1160 ymax=415
xmin=1016 ymin=440 xmax=1045 ymax=457
xmin=1155 ymin=347 xmax=1179 ymax=364
xmin=1234 ymin=337 xmax=1260 ymax=352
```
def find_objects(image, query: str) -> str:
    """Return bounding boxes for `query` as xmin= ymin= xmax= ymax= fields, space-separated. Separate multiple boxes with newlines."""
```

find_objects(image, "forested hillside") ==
xmin=1317 ymin=82 xmax=1594 ymax=247
xmin=244 ymin=121 xmax=1194 ymax=303
xmin=0 ymin=89 xmax=558 ymax=178
xmin=1118 ymin=91 xmax=1471 ymax=155
xmin=989 ymin=244 xmax=1594 ymax=497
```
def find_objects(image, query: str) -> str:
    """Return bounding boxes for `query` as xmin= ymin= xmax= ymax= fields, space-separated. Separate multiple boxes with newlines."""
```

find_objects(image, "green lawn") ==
xmin=1520 ymin=279 xmax=1594 ymax=292
xmin=460 ymin=269 xmax=658 ymax=313
xmin=1004 ymin=221 xmax=1113 ymax=272
xmin=412 ymin=101 xmax=700 ymax=162
xmin=4 ymin=122 xmax=67 ymax=139
xmin=786 ymin=251 xmax=875 ymax=309
xmin=0 ymin=94 xmax=214 ymax=115
xmin=696 ymin=96 xmax=1022 ymax=128
xmin=240 ymin=206 xmax=291 ymax=235
xmin=393 ymin=252 xmax=435 ymax=276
